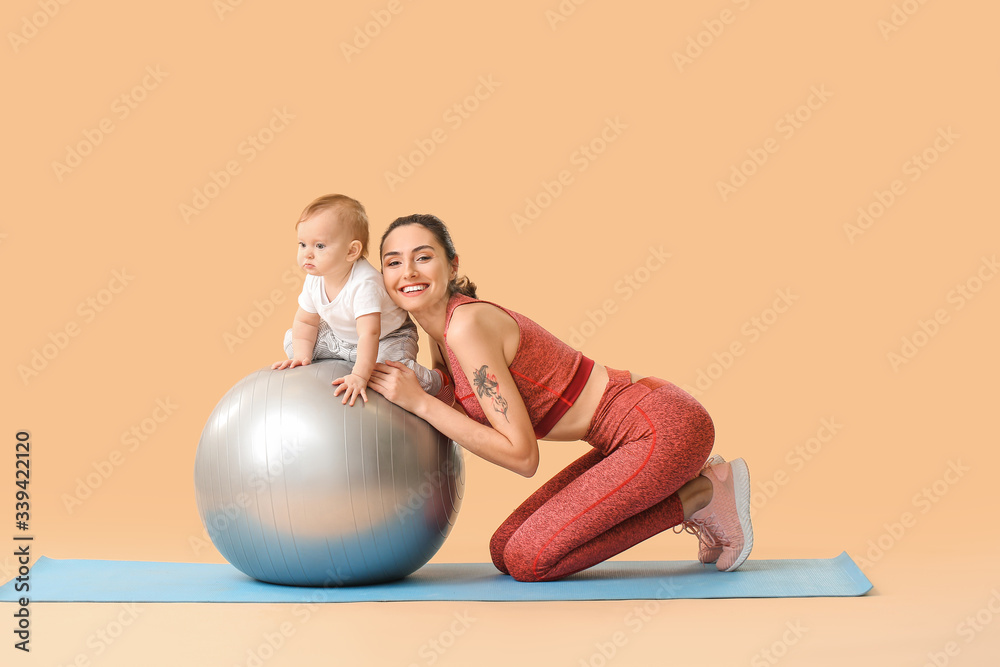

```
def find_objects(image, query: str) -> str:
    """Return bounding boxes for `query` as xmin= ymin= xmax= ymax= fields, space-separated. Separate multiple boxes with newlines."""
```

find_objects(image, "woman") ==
xmin=368 ymin=214 xmax=753 ymax=582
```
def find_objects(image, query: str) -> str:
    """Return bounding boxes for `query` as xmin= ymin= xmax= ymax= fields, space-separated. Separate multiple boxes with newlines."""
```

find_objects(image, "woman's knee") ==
xmin=489 ymin=524 xmax=512 ymax=574
xmin=502 ymin=537 xmax=548 ymax=582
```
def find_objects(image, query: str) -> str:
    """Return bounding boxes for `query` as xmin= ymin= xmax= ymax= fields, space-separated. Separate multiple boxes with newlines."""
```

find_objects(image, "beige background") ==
xmin=2 ymin=0 xmax=999 ymax=665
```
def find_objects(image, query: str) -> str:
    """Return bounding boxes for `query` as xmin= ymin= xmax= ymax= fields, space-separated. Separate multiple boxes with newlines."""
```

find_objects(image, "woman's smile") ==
xmin=400 ymin=283 xmax=430 ymax=296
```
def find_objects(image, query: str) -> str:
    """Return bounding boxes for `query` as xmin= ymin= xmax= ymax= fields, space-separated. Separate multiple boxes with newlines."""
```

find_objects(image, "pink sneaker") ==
xmin=674 ymin=455 xmax=726 ymax=564
xmin=687 ymin=457 xmax=753 ymax=571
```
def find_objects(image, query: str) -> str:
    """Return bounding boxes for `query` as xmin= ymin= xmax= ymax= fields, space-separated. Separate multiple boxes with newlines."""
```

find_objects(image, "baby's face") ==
xmin=297 ymin=209 xmax=357 ymax=277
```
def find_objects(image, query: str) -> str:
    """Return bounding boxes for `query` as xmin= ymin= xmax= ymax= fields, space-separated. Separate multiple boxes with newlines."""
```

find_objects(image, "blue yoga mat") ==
xmin=0 ymin=553 xmax=870 ymax=603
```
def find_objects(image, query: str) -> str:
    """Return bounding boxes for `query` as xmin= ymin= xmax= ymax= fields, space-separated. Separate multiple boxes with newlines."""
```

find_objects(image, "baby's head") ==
xmin=296 ymin=194 xmax=370 ymax=259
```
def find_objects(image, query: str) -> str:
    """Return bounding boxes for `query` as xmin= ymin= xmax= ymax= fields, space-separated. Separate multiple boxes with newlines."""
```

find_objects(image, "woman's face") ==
xmin=380 ymin=224 xmax=456 ymax=312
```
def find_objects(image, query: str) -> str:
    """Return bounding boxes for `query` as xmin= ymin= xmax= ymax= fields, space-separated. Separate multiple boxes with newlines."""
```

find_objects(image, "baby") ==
xmin=272 ymin=194 xmax=447 ymax=406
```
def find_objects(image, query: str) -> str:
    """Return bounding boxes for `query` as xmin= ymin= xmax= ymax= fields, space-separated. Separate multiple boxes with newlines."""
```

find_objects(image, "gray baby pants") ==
xmin=283 ymin=319 xmax=441 ymax=395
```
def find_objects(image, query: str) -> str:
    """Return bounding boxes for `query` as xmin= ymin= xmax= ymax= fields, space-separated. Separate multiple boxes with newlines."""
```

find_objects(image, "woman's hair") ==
xmin=380 ymin=214 xmax=477 ymax=298
xmin=296 ymin=194 xmax=370 ymax=258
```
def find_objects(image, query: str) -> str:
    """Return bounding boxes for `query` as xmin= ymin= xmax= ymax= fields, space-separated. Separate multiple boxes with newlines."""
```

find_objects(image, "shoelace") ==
xmin=673 ymin=517 xmax=726 ymax=549
xmin=676 ymin=458 xmax=731 ymax=552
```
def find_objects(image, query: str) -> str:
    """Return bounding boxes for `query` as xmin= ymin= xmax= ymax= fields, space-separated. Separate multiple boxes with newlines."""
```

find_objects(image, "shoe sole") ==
xmin=723 ymin=457 xmax=754 ymax=572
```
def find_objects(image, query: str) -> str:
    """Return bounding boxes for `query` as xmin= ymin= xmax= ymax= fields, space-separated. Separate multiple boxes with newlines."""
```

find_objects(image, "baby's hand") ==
xmin=272 ymin=358 xmax=312 ymax=370
xmin=332 ymin=373 xmax=369 ymax=406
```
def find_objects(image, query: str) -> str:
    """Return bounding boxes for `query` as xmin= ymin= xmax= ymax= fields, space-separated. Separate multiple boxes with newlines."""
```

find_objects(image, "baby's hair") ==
xmin=297 ymin=194 xmax=370 ymax=258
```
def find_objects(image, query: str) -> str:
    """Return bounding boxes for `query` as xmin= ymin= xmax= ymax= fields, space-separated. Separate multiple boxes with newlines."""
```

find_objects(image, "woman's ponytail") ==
xmin=449 ymin=274 xmax=477 ymax=299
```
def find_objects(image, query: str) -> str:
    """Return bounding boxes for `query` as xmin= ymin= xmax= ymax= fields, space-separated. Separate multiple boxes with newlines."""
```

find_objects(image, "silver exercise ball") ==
xmin=193 ymin=359 xmax=464 ymax=586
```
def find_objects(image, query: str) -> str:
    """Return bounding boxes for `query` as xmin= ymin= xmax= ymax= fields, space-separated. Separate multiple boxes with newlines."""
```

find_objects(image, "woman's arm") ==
xmin=371 ymin=308 xmax=539 ymax=477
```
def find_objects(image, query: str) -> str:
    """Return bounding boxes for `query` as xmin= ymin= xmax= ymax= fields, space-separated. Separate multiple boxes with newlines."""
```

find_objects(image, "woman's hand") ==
xmin=368 ymin=360 xmax=427 ymax=413
xmin=271 ymin=357 xmax=311 ymax=370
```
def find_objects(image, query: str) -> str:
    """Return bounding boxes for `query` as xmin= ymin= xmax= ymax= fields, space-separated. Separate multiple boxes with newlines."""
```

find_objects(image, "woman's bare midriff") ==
xmin=441 ymin=303 xmax=648 ymax=443
xmin=542 ymin=364 xmax=645 ymax=442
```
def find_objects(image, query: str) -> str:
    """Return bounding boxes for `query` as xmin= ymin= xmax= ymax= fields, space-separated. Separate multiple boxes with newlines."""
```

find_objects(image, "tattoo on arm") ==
xmin=472 ymin=365 xmax=509 ymax=422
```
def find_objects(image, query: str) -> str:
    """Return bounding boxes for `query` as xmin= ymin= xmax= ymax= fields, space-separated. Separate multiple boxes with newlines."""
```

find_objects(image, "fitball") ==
xmin=194 ymin=360 xmax=464 ymax=586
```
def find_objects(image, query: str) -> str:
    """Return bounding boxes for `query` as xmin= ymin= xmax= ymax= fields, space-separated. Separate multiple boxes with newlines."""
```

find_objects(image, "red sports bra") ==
xmin=442 ymin=293 xmax=594 ymax=439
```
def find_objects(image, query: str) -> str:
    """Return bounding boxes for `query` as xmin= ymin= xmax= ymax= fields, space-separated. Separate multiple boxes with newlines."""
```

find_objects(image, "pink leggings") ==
xmin=490 ymin=368 xmax=715 ymax=582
